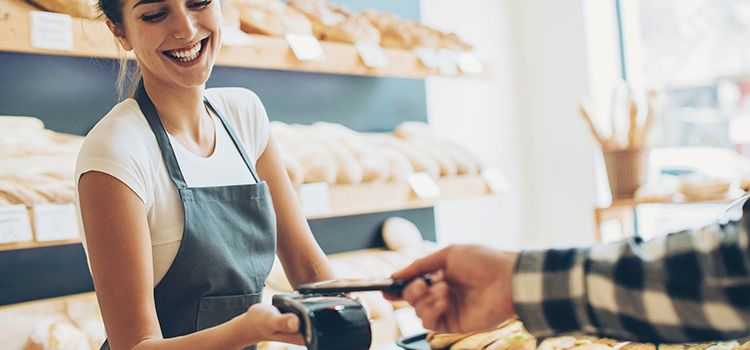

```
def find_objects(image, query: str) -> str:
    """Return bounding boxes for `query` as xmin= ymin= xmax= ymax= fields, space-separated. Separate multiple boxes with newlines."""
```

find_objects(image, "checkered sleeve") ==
xmin=512 ymin=196 xmax=750 ymax=342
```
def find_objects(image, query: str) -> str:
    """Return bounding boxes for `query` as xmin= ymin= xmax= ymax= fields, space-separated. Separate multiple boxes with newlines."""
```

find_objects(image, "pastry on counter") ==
xmin=233 ymin=0 xmax=313 ymax=37
xmin=26 ymin=318 xmax=91 ymax=350
xmin=25 ymin=0 xmax=99 ymax=19
xmin=678 ymin=175 xmax=731 ymax=201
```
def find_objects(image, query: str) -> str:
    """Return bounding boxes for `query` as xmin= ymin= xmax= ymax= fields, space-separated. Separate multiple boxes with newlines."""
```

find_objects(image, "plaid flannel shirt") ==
xmin=512 ymin=195 xmax=750 ymax=343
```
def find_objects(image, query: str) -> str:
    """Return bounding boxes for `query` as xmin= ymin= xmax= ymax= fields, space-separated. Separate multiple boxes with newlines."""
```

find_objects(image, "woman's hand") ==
xmin=239 ymin=304 xmax=305 ymax=346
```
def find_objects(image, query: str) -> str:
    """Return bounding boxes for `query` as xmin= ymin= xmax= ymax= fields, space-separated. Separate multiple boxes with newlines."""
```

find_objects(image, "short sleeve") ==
xmin=250 ymin=92 xmax=271 ymax=161
xmin=74 ymin=102 xmax=154 ymax=207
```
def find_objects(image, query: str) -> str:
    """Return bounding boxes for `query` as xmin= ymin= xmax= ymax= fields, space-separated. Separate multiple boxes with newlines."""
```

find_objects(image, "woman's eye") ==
xmin=141 ymin=11 xmax=167 ymax=22
xmin=189 ymin=0 xmax=212 ymax=9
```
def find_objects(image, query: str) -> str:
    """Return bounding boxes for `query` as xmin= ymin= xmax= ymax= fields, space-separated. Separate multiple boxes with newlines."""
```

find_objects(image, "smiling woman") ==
xmin=75 ymin=0 xmax=337 ymax=349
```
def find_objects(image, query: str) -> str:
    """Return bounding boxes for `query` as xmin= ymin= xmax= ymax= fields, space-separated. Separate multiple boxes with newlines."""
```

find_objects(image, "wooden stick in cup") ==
xmin=579 ymin=100 xmax=611 ymax=149
xmin=627 ymin=97 xmax=639 ymax=149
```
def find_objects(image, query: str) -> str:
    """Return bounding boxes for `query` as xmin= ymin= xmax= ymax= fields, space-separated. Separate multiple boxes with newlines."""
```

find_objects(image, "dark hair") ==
xmin=98 ymin=0 xmax=140 ymax=99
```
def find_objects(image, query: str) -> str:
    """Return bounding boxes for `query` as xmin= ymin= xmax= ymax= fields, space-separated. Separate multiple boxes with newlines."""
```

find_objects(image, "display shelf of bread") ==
xmin=0 ymin=116 xmax=83 ymax=250
xmin=273 ymin=121 xmax=495 ymax=219
xmin=0 ymin=116 xmax=496 ymax=251
xmin=0 ymin=0 xmax=483 ymax=79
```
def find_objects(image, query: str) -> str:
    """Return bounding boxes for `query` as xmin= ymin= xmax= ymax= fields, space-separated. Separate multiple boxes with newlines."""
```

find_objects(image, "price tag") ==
xmin=393 ymin=307 xmax=426 ymax=338
xmin=437 ymin=49 xmax=459 ymax=76
xmin=298 ymin=182 xmax=330 ymax=216
xmin=221 ymin=27 xmax=255 ymax=46
xmin=456 ymin=51 xmax=484 ymax=73
xmin=285 ymin=34 xmax=325 ymax=61
xmin=414 ymin=47 xmax=440 ymax=69
xmin=0 ymin=205 xmax=33 ymax=244
xmin=33 ymin=204 xmax=79 ymax=242
xmin=355 ymin=42 xmax=388 ymax=68
xmin=407 ymin=172 xmax=440 ymax=199
xmin=30 ymin=11 xmax=74 ymax=51
xmin=482 ymin=168 xmax=509 ymax=193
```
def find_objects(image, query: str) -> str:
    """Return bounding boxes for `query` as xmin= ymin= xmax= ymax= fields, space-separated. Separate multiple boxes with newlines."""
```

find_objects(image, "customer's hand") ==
xmin=390 ymin=245 xmax=519 ymax=334
xmin=242 ymin=304 xmax=304 ymax=345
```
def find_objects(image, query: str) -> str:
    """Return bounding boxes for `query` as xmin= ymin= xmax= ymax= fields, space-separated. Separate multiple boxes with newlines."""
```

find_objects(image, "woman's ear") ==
xmin=106 ymin=19 xmax=133 ymax=51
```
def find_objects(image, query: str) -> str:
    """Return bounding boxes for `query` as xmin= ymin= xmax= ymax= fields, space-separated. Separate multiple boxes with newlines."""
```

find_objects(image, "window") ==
xmin=620 ymin=0 xmax=750 ymax=148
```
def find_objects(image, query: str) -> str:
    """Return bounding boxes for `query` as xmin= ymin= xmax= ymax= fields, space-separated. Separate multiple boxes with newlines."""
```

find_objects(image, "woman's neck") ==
xmin=142 ymin=77 xmax=216 ymax=157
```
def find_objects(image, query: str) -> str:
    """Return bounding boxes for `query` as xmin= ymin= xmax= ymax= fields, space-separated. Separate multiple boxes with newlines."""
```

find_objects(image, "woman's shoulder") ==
xmin=205 ymin=87 xmax=265 ymax=121
xmin=78 ymin=99 xmax=158 ymax=169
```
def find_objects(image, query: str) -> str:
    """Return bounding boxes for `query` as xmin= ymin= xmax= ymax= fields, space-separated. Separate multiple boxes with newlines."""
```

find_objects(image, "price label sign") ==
xmin=30 ymin=11 xmax=74 ymax=51
xmin=456 ymin=51 xmax=484 ymax=74
xmin=482 ymin=168 xmax=509 ymax=193
xmin=407 ymin=172 xmax=440 ymax=199
xmin=285 ymin=34 xmax=326 ymax=61
xmin=298 ymin=182 xmax=330 ymax=216
xmin=0 ymin=205 xmax=33 ymax=244
xmin=437 ymin=49 xmax=459 ymax=76
xmin=221 ymin=27 xmax=255 ymax=46
xmin=414 ymin=47 xmax=440 ymax=69
xmin=33 ymin=204 xmax=80 ymax=242
xmin=355 ymin=42 xmax=388 ymax=68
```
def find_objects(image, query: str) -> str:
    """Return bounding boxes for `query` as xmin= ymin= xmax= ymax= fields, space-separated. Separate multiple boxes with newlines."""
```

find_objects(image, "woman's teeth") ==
xmin=165 ymin=40 xmax=203 ymax=62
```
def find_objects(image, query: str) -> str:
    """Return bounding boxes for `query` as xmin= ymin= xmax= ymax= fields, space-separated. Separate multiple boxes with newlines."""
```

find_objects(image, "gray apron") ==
xmin=101 ymin=81 xmax=276 ymax=349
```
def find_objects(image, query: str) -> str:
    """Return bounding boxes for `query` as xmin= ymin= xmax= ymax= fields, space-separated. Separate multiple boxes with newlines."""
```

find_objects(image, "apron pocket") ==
xmin=196 ymin=292 xmax=262 ymax=331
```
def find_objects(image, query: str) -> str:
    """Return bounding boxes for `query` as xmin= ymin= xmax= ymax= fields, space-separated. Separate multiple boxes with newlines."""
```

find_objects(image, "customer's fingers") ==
xmin=392 ymin=247 xmax=450 ymax=281
xmin=414 ymin=285 xmax=449 ymax=330
xmin=402 ymin=278 xmax=429 ymax=305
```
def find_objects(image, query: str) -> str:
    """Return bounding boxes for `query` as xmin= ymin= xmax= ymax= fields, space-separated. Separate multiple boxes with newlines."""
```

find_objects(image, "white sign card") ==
xmin=437 ymin=49 xmax=459 ymax=76
xmin=482 ymin=168 xmax=510 ymax=193
xmin=407 ymin=172 xmax=440 ymax=199
xmin=285 ymin=34 xmax=326 ymax=61
xmin=456 ymin=51 xmax=484 ymax=74
xmin=298 ymin=182 xmax=330 ymax=216
xmin=0 ymin=205 xmax=33 ymax=244
xmin=33 ymin=204 xmax=80 ymax=242
xmin=414 ymin=47 xmax=441 ymax=69
xmin=30 ymin=11 xmax=74 ymax=51
xmin=355 ymin=42 xmax=389 ymax=68
xmin=221 ymin=27 xmax=255 ymax=46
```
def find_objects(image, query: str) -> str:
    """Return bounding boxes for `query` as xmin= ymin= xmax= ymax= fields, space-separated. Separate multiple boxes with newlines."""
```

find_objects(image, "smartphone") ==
xmin=297 ymin=278 xmax=408 ymax=295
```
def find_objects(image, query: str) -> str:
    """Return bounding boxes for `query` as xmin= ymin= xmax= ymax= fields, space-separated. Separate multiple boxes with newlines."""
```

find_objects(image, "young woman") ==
xmin=75 ymin=0 xmax=336 ymax=348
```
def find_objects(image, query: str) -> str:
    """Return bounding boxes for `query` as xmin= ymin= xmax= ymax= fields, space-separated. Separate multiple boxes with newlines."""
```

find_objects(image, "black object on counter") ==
xmin=396 ymin=332 xmax=431 ymax=350
xmin=272 ymin=293 xmax=372 ymax=350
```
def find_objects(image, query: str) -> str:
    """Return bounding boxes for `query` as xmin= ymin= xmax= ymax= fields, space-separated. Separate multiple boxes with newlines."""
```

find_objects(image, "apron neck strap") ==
xmin=135 ymin=80 xmax=189 ymax=190
xmin=203 ymin=95 xmax=261 ymax=183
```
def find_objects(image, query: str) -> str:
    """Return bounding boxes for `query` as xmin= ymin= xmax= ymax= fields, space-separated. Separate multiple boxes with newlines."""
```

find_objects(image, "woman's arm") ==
xmin=256 ymin=135 xmax=336 ymax=288
xmin=79 ymin=172 xmax=301 ymax=350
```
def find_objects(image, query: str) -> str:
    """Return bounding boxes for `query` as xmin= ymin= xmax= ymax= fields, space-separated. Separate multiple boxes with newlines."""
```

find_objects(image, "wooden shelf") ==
xmin=0 ymin=239 xmax=81 ymax=252
xmin=0 ymin=0 xmax=488 ymax=79
xmin=0 ymin=175 xmax=494 ymax=251
xmin=306 ymin=174 xmax=493 ymax=220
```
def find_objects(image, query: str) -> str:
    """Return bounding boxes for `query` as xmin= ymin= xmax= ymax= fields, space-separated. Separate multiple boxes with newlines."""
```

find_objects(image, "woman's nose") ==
xmin=170 ymin=11 xmax=198 ymax=41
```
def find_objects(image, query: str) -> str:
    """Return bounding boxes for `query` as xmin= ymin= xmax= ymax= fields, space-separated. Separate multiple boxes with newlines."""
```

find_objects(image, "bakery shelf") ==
xmin=0 ymin=175 xmax=493 ymax=251
xmin=0 ymin=239 xmax=81 ymax=252
xmin=0 ymin=0 xmax=487 ymax=79
xmin=306 ymin=174 xmax=493 ymax=220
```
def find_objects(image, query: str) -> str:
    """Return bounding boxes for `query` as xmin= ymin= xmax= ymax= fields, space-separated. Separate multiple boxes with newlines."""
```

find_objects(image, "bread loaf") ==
xmin=26 ymin=319 xmax=91 ymax=350
xmin=235 ymin=0 xmax=313 ymax=36
xmin=288 ymin=0 xmax=379 ymax=44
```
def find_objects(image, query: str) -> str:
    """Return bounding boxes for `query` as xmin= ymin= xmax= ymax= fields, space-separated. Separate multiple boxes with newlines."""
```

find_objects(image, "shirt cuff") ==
xmin=512 ymin=248 xmax=596 ymax=336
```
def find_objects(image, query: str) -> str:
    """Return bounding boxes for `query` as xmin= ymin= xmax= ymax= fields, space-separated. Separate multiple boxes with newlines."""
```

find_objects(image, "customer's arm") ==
xmin=514 ymin=199 xmax=750 ymax=342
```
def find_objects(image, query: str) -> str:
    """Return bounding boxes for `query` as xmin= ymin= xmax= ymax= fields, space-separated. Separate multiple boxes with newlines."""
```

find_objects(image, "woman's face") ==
xmin=113 ymin=0 xmax=222 ymax=89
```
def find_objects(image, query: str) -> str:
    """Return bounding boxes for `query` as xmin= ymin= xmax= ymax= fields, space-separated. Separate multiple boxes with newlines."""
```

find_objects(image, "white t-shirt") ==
xmin=75 ymin=87 xmax=270 ymax=285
